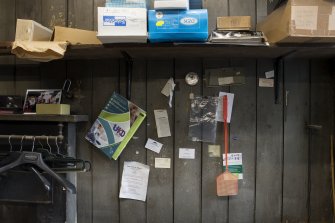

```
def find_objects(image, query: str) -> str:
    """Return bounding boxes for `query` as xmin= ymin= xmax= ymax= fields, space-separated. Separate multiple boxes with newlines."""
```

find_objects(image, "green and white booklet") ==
xmin=86 ymin=92 xmax=146 ymax=160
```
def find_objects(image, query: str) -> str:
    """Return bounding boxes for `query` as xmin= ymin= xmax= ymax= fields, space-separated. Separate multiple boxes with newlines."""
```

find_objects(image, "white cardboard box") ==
xmin=154 ymin=0 xmax=189 ymax=9
xmin=15 ymin=19 xmax=53 ymax=41
xmin=97 ymin=7 xmax=147 ymax=43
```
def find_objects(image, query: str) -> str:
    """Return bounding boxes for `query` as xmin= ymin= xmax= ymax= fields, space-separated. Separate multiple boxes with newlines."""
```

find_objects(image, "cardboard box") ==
xmin=148 ymin=9 xmax=208 ymax=43
xmin=217 ymin=16 xmax=251 ymax=30
xmin=53 ymin=26 xmax=102 ymax=45
xmin=15 ymin=19 xmax=53 ymax=41
xmin=154 ymin=0 xmax=189 ymax=9
xmin=36 ymin=104 xmax=70 ymax=115
xmin=97 ymin=7 xmax=147 ymax=43
xmin=257 ymin=0 xmax=335 ymax=43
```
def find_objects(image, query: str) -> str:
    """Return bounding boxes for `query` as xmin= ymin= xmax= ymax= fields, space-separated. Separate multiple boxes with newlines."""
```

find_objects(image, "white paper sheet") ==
xmin=154 ymin=109 xmax=171 ymax=138
xmin=216 ymin=92 xmax=234 ymax=123
xmin=259 ymin=78 xmax=274 ymax=87
xmin=119 ymin=161 xmax=150 ymax=202
xmin=161 ymin=77 xmax=176 ymax=108
xmin=145 ymin=138 xmax=163 ymax=153
xmin=155 ymin=158 xmax=171 ymax=168
xmin=265 ymin=70 xmax=274 ymax=79
xmin=179 ymin=148 xmax=195 ymax=159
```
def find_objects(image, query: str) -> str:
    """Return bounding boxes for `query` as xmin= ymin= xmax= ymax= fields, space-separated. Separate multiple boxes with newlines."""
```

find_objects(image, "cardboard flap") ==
xmin=11 ymin=41 xmax=68 ymax=62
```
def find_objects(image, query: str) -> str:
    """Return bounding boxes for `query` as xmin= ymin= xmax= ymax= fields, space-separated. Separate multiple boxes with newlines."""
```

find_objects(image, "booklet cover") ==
xmin=86 ymin=92 xmax=146 ymax=160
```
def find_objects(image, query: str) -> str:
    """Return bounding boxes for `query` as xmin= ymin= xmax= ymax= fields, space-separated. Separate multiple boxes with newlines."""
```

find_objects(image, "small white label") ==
xmin=259 ymin=78 xmax=274 ymax=88
xmin=154 ymin=109 xmax=171 ymax=138
xmin=291 ymin=6 xmax=318 ymax=30
xmin=155 ymin=158 xmax=171 ymax=168
xmin=145 ymin=138 xmax=163 ymax=154
xmin=329 ymin=14 xmax=335 ymax=31
xmin=180 ymin=17 xmax=198 ymax=26
xmin=265 ymin=70 xmax=275 ymax=79
xmin=218 ymin=77 xmax=234 ymax=85
xmin=179 ymin=148 xmax=195 ymax=159
xmin=208 ymin=145 xmax=221 ymax=158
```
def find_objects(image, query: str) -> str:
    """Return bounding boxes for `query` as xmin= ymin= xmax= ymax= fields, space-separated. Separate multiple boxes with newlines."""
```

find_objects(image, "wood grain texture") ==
xmin=201 ymin=58 xmax=229 ymax=223
xmin=255 ymin=59 xmax=283 ymax=223
xmin=174 ymin=59 xmax=202 ymax=223
xmin=0 ymin=0 xmax=15 ymax=41
xmin=66 ymin=60 xmax=94 ymax=223
xmin=94 ymin=0 xmax=105 ymax=31
xmin=309 ymin=59 xmax=333 ymax=222
xmin=119 ymin=59 xmax=147 ymax=223
xmin=16 ymin=0 xmax=42 ymax=22
xmin=229 ymin=59 xmax=256 ymax=223
xmin=229 ymin=0 xmax=256 ymax=30
xmin=146 ymin=60 xmax=174 ymax=223
xmin=41 ymin=0 xmax=67 ymax=29
xmin=91 ymin=59 xmax=120 ymax=223
xmin=68 ymin=0 xmax=94 ymax=30
xmin=202 ymin=0 xmax=228 ymax=32
xmin=282 ymin=59 xmax=309 ymax=222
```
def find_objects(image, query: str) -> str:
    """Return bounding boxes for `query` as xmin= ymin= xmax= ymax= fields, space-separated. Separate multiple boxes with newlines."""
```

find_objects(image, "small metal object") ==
xmin=185 ymin=72 xmax=199 ymax=86
xmin=306 ymin=124 xmax=322 ymax=130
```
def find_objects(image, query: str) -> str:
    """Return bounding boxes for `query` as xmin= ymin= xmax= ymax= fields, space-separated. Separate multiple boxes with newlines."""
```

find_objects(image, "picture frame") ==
xmin=23 ymin=89 xmax=62 ymax=114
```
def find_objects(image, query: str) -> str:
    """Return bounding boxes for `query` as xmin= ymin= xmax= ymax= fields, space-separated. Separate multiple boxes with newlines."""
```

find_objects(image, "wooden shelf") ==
xmin=0 ymin=114 xmax=88 ymax=123
xmin=2 ymin=41 xmax=335 ymax=60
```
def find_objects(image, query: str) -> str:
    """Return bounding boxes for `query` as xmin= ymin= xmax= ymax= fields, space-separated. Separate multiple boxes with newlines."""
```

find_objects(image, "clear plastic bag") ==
xmin=188 ymin=96 xmax=218 ymax=143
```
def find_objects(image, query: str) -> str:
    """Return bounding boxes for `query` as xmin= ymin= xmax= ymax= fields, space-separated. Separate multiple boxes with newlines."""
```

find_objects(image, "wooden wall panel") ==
xmin=229 ymin=59 xmax=256 ymax=223
xmin=201 ymin=58 xmax=229 ymax=223
xmin=146 ymin=60 xmax=174 ymax=223
xmin=68 ymin=0 xmax=94 ymax=30
xmin=16 ymin=0 xmax=42 ymax=22
xmin=202 ymin=0 xmax=228 ymax=32
xmin=282 ymin=59 xmax=309 ymax=222
xmin=0 ymin=0 xmax=15 ymax=41
xmin=174 ymin=59 xmax=202 ymax=223
xmin=91 ymin=59 xmax=120 ymax=223
xmin=41 ymin=0 xmax=67 ymax=29
xmin=310 ymin=60 xmax=333 ymax=223
xmin=119 ymin=59 xmax=147 ymax=223
xmin=66 ymin=60 xmax=94 ymax=223
xmin=255 ymin=59 xmax=283 ymax=223
xmin=94 ymin=0 xmax=105 ymax=31
xmin=229 ymin=0 xmax=256 ymax=29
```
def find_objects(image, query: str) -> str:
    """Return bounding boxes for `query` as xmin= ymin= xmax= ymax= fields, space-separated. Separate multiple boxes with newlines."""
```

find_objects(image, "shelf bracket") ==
xmin=121 ymin=51 xmax=133 ymax=100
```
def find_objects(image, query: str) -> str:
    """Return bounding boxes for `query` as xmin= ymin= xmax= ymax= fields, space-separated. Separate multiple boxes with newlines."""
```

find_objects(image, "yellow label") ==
xmin=156 ymin=20 xmax=164 ymax=27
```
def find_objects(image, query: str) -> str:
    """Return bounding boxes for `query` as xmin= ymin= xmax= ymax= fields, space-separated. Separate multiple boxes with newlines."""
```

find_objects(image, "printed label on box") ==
xmin=291 ymin=6 xmax=318 ymax=30
xmin=222 ymin=153 xmax=243 ymax=180
xmin=329 ymin=14 xmax=335 ymax=31
xmin=103 ymin=16 xmax=126 ymax=26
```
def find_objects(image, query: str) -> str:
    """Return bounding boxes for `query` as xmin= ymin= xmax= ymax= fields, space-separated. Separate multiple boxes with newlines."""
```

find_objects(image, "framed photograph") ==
xmin=23 ymin=89 xmax=62 ymax=114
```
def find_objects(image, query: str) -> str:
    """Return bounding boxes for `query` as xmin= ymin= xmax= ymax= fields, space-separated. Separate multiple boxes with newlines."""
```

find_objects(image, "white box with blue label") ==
xmin=148 ymin=9 xmax=208 ymax=43
xmin=97 ymin=7 xmax=147 ymax=43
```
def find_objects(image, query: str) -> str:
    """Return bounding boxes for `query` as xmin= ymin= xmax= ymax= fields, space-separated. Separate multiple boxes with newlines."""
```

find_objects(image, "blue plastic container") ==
xmin=148 ymin=9 xmax=208 ymax=43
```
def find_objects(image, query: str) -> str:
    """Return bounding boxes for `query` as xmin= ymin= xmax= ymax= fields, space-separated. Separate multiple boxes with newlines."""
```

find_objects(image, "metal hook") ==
xmin=62 ymin=79 xmax=72 ymax=92
xmin=55 ymin=137 xmax=60 ymax=154
xmin=31 ymin=136 xmax=36 ymax=152
xmin=20 ymin=135 xmax=25 ymax=152
xmin=8 ymin=135 xmax=13 ymax=152
xmin=46 ymin=136 xmax=52 ymax=153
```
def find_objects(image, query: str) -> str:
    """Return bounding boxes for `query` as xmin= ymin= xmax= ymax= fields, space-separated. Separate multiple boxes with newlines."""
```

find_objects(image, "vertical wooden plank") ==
xmin=228 ymin=59 xmax=256 ymax=223
xmin=255 ymin=59 xmax=283 ymax=223
xmin=146 ymin=60 xmax=174 ymax=223
xmin=256 ymin=0 xmax=268 ymax=24
xmin=68 ymin=0 xmax=94 ymax=30
xmin=41 ymin=0 xmax=67 ymax=29
xmin=16 ymin=0 xmax=42 ymax=22
xmin=309 ymin=59 xmax=333 ymax=222
xmin=67 ymin=60 xmax=93 ymax=223
xmin=119 ymin=59 xmax=147 ymax=223
xmin=0 ymin=0 xmax=15 ymax=41
xmin=282 ymin=59 xmax=309 ymax=222
xmin=174 ymin=59 xmax=202 ymax=223
xmin=91 ymin=59 xmax=120 ymax=223
xmin=202 ymin=0 xmax=228 ymax=33
xmin=229 ymin=0 xmax=256 ymax=30
xmin=94 ymin=0 xmax=105 ymax=31
xmin=202 ymin=58 xmax=229 ymax=223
